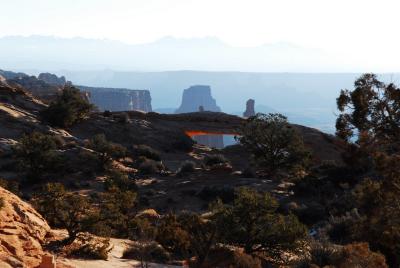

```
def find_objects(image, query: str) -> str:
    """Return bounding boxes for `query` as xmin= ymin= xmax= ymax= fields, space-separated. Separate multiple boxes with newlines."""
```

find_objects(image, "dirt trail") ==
xmin=59 ymin=238 xmax=179 ymax=268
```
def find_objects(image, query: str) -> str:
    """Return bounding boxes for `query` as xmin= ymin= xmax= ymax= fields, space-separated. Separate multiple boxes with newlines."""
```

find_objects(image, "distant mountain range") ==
xmin=0 ymin=35 xmax=350 ymax=72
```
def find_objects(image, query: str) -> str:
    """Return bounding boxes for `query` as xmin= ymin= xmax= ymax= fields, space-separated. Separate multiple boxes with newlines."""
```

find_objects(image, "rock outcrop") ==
xmin=0 ymin=186 xmax=50 ymax=267
xmin=243 ymin=99 xmax=255 ymax=117
xmin=38 ymin=73 xmax=69 ymax=86
xmin=78 ymin=86 xmax=152 ymax=112
xmin=0 ymin=70 xmax=28 ymax=80
xmin=175 ymin=85 xmax=221 ymax=113
xmin=7 ymin=76 xmax=62 ymax=102
xmin=0 ymin=70 xmax=64 ymax=102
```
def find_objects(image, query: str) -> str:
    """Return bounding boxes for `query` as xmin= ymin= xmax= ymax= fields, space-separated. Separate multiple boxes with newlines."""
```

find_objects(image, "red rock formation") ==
xmin=0 ymin=187 xmax=50 ymax=267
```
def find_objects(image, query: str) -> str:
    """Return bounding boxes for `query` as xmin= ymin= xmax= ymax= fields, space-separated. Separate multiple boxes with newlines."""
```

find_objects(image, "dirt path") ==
xmin=59 ymin=238 xmax=179 ymax=268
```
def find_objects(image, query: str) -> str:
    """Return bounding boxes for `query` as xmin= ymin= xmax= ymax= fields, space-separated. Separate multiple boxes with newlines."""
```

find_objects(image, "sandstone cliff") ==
xmin=0 ymin=187 xmax=50 ymax=267
xmin=78 ymin=86 xmax=152 ymax=112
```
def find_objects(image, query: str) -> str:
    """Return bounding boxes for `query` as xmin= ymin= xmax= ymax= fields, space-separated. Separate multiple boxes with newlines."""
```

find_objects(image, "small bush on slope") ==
xmin=13 ymin=132 xmax=59 ymax=181
xmin=41 ymin=86 xmax=94 ymax=128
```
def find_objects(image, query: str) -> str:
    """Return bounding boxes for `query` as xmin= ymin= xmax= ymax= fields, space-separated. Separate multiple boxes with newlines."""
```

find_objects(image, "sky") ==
xmin=2 ymin=0 xmax=400 ymax=71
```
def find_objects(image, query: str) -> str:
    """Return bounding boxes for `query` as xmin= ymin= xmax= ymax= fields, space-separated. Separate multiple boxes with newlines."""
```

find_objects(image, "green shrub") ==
xmin=171 ymin=134 xmax=194 ymax=152
xmin=296 ymin=242 xmax=342 ymax=268
xmin=238 ymin=113 xmax=310 ymax=175
xmin=90 ymin=189 xmax=138 ymax=238
xmin=133 ymin=145 xmax=161 ymax=161
xmin=324 ymin=210 xmax=363 ymax=244
xmin=212 ymin=187 xmax=307 ymax=257
xmin=87 ymin=134 xmax=127 ymax=170
xmin=203 ymin=154 xmax=228 ymax=166
xmin=178 ymin=160 xmax=196 ymax=174
xmin=156 ymin=213 xmax=191 ymax=257
xmin=33 ymin=183 xmax=92 ymax=243
xmin=13 ymin=132 xmax=59 ymax=181
xmin=104 ymin=170 xmax=137 ymax=192
xmin=138 ymin=159 xmax=163 ymax=174
xmin=202 ymin=247 xmax=262 ymax=268
xmin=41 ymin=86 xmax=94 ymax=128
xmin=296 ymin=242 xmax=388 ymax=268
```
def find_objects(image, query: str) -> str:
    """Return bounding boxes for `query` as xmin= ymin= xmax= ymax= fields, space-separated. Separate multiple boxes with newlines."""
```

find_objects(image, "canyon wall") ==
xmin=78 ymin=86 xmax=152 ymax=112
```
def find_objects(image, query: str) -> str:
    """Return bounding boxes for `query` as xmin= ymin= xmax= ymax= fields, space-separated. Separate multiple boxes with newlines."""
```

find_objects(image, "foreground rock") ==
xmin=0 ymin=186 xmax=50 ymax=267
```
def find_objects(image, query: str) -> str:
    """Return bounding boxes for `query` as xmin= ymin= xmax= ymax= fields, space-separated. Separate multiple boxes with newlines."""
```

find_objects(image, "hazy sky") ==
xmin=2 ymin=0 xmax=400 ymax=71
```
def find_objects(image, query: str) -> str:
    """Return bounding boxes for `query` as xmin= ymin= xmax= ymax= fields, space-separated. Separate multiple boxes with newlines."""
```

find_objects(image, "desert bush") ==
xmin=123 ymin=241 xmax=171 ymax=265
xmin=104 ymin=170 xmax=137 ymax=192
xmin=33 ymin=183 xmax=92 ymax=243
xmin=231 ymin=252 xmax=262 ymax=268
xmin=68 ymin=234 xmax=111 ymax=260
xmin=178 ymin=212 xmax=219 ymax=267
xmin=156 ymin=212 xmax=218 ymax=266
xmin=237 ymin=113 xmax=310 ymax=175
xmin=171 ymin=134 xmax=194 ymax=152
xmin=212 ymin=187 xmax=307 ymax=257
xmin=201 ymin=247 xmax=262 ymax=268
xmin=338 ymin=242 xmax=388 ymax=268
xmin=178 ymin=160 xmax=196 ymax=174
xmin=296 ymin=242 xmax=342 ymax=268
xmin=41 ymin=86 xmax=94 ymax=127
xmin=296 ymin=242 xmax=388 ymax=268
xmin=197 ymin=186 xmax=234 ymax=203
xmin=203 ymin=154 xmax=228 ymax=166
xmin=0 ymin=197 xmax=4 ymax=210
xmin=292 ymin=175 xmax=337 ymax=199
xmin=322 ymin=210 xmax=363 ymax=244
xmin=156 ymin=213 xmax=191 ymax=257
xmin=138 ymin=158 xmax=164 ymax=174
xmin=90 ymin=188 xmax=138 ymax=238
xmin=13 ymin=132 xmax=59 ymax=181
xmin=133 ymin=145 xmax=161 ymax=161
xmin=87 ymin=134 xmax=127 ymax=170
